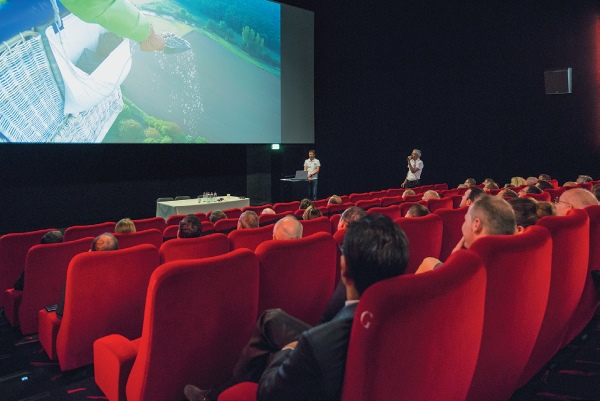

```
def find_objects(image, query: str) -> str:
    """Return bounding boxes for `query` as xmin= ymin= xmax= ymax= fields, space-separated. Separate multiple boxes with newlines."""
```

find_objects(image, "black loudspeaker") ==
xmin=544 ymin=68 xmax=572 ymax=94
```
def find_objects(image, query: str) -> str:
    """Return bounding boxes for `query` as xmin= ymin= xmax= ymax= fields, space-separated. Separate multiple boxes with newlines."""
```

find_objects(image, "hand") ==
xmin=451 ymin=237 xmax=466 ymax=254
xmin=140 ymin=26 xmax=165 ymax=52
xmin=282 ymin=341 xmax=298 ymax=350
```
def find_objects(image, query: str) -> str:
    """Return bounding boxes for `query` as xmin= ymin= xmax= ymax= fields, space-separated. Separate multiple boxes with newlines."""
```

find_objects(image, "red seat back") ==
xmin=166 ymin=214 xmax=187 ymax=226
xmin=228 ymin=225 xmax=274 ymax=251
xmin=467 ymin=226 xmax=552 ymax=400
xmin=379 ymin=196 xmax=403 ymax=207
xmin=214 ymin=218 xmax=239 ymax=234
xmin=543 ymin=187 xmax=565 ymax=201
xmin=425 ymin=197 xmax=453 ymax=212
xmin=369 ymin=190 xmax=387 ymax=199
xmin=342 ymin=250 xmax=486 ymax=401
xmin=255 ymin=232 xmax=337 ymax=326
xmin=402 ymin=194 xmax=423 ymax=202
xmin=387 ymin=188 xmax=405 ymax=197
xmin=131 ymin=217 xmax=167 ymax=233
xmin=299 ymin=216 xmax=331 ymax=237
xmin=125 ymin=250 xmax=260 ymax=401
xmin=56 ymin=244 xmax=161 ymax=370
xmin=367 ymin=205 xmax=401 ymax=220
xmin=114 ymin=229 xmax=163 ymax=249
xmin=17 ymin=237 xmax=93 ymax=334
xmin=523 ymin=192 xmax=551 ymax=202
xmin=326 ymin=203 xmax=347 ymax=217
xmin=348 ymin=193 xmax=371 ymax=203
xmin=159 ymin=233 xmax=230 ymax=264
xmin=241 ymin=205 xmax=273 ymax=214
xmin=354 ymin=199 xmax=381 ymax=210
xmin=434 ymin=207 xmax=468 ymax=262
xmin=63 ymin=222 xmax=116 ymax=242
xmin=222 ymin=208 xmax=243 ymax=219
xmin=258 ymin=211 xmax=291 ymax=226
xmin=273 ymin=201 xmax=300 ymax=213
xmin=394 ymin=214 xmax=443 ymax=274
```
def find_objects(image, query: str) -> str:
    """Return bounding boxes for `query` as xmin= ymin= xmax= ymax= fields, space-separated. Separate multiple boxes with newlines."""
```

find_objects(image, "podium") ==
xmin=279 ymin=178 xmax=309 ymax=202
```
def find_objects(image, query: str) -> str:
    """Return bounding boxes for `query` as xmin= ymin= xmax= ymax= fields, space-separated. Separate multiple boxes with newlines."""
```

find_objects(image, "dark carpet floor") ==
xmin=1 ymin=308 xmax=599 ymax=401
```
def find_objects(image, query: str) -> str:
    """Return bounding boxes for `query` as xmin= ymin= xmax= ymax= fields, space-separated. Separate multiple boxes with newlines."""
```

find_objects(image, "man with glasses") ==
xmin=402 ymin=149 xmax=423 ymax=188
xmin=555 ymin=188 xmax=598 ymax=216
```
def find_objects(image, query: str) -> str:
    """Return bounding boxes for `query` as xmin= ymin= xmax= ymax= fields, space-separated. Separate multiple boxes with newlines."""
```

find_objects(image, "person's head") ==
xmin=510 ymin=176 xmax=527 ymax=187
xmin=410 ymin=149 xmax=422 ymax=160
xmin=338 ymin=206 xmax=367 ymax=230
xmin=497 ymin=188 xmax=518 ymax=200
xmin=91 ymin=233 xmax=119 ymax=251
xmin=508 ymin=197 xmax=551 ymax=232
xmin=405 ymin=204 xmax=430 ymax=218
xmin=115 ymin=218 xmax=136 ymax=233
xmin=464 ymin=178 xmax=476 ymax=187
xmin=592 ymin=184 xmax=600 ymax=201
xmin=402 ymin=189 xmax=416 ymax=199
xmin=209 ymin=210 xmax=228 ymax=224
xmin=341 ymin=214 xmax=409 ymax=298
xmin=460 ymin=186 xmax=485 ymax=207
xmin=421 ymin=190 xmax=440 ymax=201
xmin=563 ymin=181 xmax=577 ymax=188
xmin=518 ymin=185 xmax=542 ymax=197
xmin=462 ymin=195 xmax=516 ymax=248
xmin=328 ymin=195 xmax=342 ymax=205
xmin=484 ymin=182 xmax=499 ymax=190
xmin=308 ymin=149 xmax=316 ymax=160
xmin=299 ymin=198 xmax=314 ymax=209
xmin=555 ymin=188 xmax=599 ymax=216
xmin=237 ymin=210 xmax=259 ymax=229
xmin=457 ymin=183 xmax=469 ymax=189
xmin=261 ymin=207 xmax=276 ymax=214
xmin=526 ymin=176 xmax=538 ymax=185
xmin=302 ymin=205 xmax=323 ymax=220
xmin=576 ymin=175 xmax=593 ymax=184
xmin=273 ymin=215 xmax=303 ymax=240
xmin=538 ymin=173 xmax=552 ymax=181
xmin=536 ymin=180 xmax=554 ymax=191
xmin=41 ymin=230 xmax=63 ymax=244
xmin=178 ymin=214 xmax=202 ymax=238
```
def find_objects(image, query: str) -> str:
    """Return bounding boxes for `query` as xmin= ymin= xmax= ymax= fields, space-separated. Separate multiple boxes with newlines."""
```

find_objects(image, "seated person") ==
xmin=209 ymin=210 xmax=228 ymax=224
xmin=508 ymin=197 xmax=554 ymax=232
xmin=576 ymin=175 xmax=593 ymax=184
xmin=526 ymin=176 xmax=538 ymax=185
xmin=402 ymin=189 xmax=416 ymax=199
xmin=510 ymin=176 xmax=527 ymax=187
xmin=115 ymin=218 xmax=136 ymax=233
xmin=563 ymin=181 xmax=578 ymax=188
xmin=538 ymin=173 xmax=552 ymax=181
xmin=421 ymin=190 xmax=440 ymax=201
xmin=302 ymin=205 xmax=323 ymax=220
xmin=261 ymin=208 xmax=276 ymax=214
xmin=327 ymin=195 xmax=342 ymax=205
xmin=237 ymin=211 xmax=259 ymax=229
xmin=484 ymin=182 xmax=499 ymax=191
xmin=459 ymin=186 xmax=485 ymax=207
xmin=464 ymin=178 xmax=476 ymax=187
xmin=496 ymin=188 xmax=518 ymax=200
xmin=184 ymin=214 xmax=409 ymax=401
xmin=299 ymin=198 xmax=314 ymax=209
xmin=518 ymin=185 xmax=542 ymax=197
xmin=337 ymin=206 xmax=367 ymax=231
xmin=14 ymin=230 xmax=64 ymax=291
xmin=555 ymin=188 xmax=598 ymax=216
xmin=178 ymin=215 xmax=202 ymax=238
xmin=273 ymin=215 xmax=303 ymax=240
xmin=405 ymin=203 xmax=430 ymax=218
xmin=592 ymin=184 xmax=600 ymax=201
xmin=536 ymin=180 xmax=554 ymax=191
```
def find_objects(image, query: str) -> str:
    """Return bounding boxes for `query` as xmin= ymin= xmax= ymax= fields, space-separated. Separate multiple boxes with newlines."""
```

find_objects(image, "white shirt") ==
xmin=407 ymin=158 xmax=423 ymax=181
xmin=304 ymin=158 xmax=321 ymax=179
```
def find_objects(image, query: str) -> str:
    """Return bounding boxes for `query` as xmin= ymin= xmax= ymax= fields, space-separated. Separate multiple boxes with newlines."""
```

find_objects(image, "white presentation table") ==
xmin=156 ymin=196 xmax=250 ymax=220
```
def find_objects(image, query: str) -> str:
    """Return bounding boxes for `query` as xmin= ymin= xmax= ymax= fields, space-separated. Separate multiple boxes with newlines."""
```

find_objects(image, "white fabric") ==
xmin=407 ymin=158 xmax=423 ymax=181
xmin=304 ymin=158 xmax=321 ymax=179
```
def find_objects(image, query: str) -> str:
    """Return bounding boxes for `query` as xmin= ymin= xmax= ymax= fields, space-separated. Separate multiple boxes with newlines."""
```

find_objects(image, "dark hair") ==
xmin=465 ymin=178 xmax=476 ymax=186
xmin=539 ymin=174 xmax=552 ymax=181
xmin=523 ymin=185 xmax=542 ymax=194
xmin=209 ymin=210 xmax=228 ymax=223
xmin=41 ymin=230 xmax=63 ymax=244
xmin=342 ymin=214 xmax=409 ymax=296
xmin=471 ymin=196 xmax=516 ymax=235
xmin=179 ymin=214 xmax=202 ymax=238
xmin=536 ymin=180 xmax=554 ymax=191
xmin=340 ymin=206 xmax=367 ymax=225
xmin=299 ymin=198 xmax=314 ymax=209
xmin=508 ymin=197 xmax=539 ymax=228
xmin=407 ymin=204 xmax=430 ymax=217
xmin=467 ymin=187 xmax=485 ymax=203
xmin=303 ymin=206 xmax=323 ymax=220
xmin=499 ymin=188 xmax=518 ymax=199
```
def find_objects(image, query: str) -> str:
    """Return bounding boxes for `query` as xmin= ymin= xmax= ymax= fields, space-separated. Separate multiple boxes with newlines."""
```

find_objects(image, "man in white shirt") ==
xmin=402 ymin=149 xmax=423 ymax=188
xmin=303 ymin=150 xmax=321 ymax=200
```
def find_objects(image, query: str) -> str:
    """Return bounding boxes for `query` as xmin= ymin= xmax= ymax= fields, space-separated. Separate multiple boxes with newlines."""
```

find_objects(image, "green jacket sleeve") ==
xmin=60 ymin=0 xmax=151 ymax=42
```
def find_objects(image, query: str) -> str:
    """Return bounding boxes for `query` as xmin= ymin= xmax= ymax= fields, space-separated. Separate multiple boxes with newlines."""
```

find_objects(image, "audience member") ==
xmin=421 ymin=190 xmax=440 ymax=201
xmin=273 ymin=215 xmax=303 ymax=240
xmin=483 ymin=178 xmax=496 ymax=187
xmin=538 ymin=173 xmax=552 ymax=181
xmin=576 ymin=175 xmax=593 ymax=184
xmin=457 ymin=183 xmax=469 ymax=189
xmin=563 ymin=181 xmax=577 ymax=188
xmin=178 ymin=214 xmax=202 ymax=238
xmin=459 ymin=186 xmax=485 ymax=207
xmin=536 ymin=180 xmax=554 ymax=191
xmin=510 ymin=176 xmax=527 ymax=187
xmin=519 ymin=185 xmax=542 ymax=197
xmin=209 ymin=210 xmax=228 ymax=224
xmin=337 ymin=206 xmax=367 ymax=231
xmin=115 ymin=218 xmax=136 ymax=233
xmin=302 ymin=206 xmax=323 ymax=220
xmin=328 ymin=195 xmax=343 ymax=205
xmin=484 ymin=182 xmax=499 ymax=191
xmin=464 ymin=178 xmax=476 ymax=187
xmin=261 ymin=208 xmax=276 ymax=214
xmin=237 ymin=211 xmax=259 ymax=229
xmin=405 ymin=204 xmax=430 ymax=217
xmin=184 ymin=214 xmax=409 ymax=401
xmin=526 ymin=176 xmax=538 ymax=185
xmin=56 ymin=233 xmax=119 ymax=319
xmin=555 ymin=188 xmax=598 ymax=216
xmin=592 ymin=184 xmax=600 ymax=201
xmin=509 ymin=197 xmax=554 ymax=232
xmin=402 ymin=189 xmax=416 ymax=199
xmin=299 ymin=198 xmax=314 ymax=209
xmin=496 ymin=188 xmax=518 ymax=200
xmin=13 ymin=230 xmax=64 ymax=291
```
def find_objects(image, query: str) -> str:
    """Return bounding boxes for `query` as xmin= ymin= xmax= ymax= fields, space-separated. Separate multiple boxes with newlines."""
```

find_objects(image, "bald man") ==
xmin=555 ymin=188 xmax=598 ymax=216
xmin=273 ymin=215 xmax=303 ymax=240
xmin=238 ymin=211 xmax=259 ymax=229
xmin=421 ymin=190 xmax=440 ymax=201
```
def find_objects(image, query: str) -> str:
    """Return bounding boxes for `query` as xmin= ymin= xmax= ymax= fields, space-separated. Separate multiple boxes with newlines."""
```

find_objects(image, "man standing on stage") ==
xmin=402 ymin=149 xmax=423 ymax=188
xmin=304 ymin=150 xmax=321 ymax=200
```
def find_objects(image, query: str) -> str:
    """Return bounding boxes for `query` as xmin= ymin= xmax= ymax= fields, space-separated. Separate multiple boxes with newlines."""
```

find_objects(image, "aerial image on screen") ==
xmin=0 ymin=0 xmax=288 ymax=144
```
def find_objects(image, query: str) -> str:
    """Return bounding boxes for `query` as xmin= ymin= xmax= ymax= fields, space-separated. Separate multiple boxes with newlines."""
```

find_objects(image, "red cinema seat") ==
xmin=518 ymin=209 xmax=590 ymax=386
xmin=367 ymin=205 xmax=401 ymax=220
xmin=425 ymin=197 xmax=453 ymax=212
xmin=0 ymin=228 xmax=57 ymax=307
xmin=158 ymin=233 xmax=230 ymax=263
xmin=214 ymin=218 xmax=239 ymax=234
xmin=394 ymin=214 xmax=443 ymax=274
xmin=563 ymin=205 xmax=600 ymax=346
xmin=523 ymin=192 xmax=551 ymax=202
xmin=399 ymin=201 xmax=421 ymax=217
xmin=63 ymin=222 xmax=116 ymax=242
xmin=222 ymin=208 xmax=243 ymax=219
xmin=38 ymin=244 xmax=160 ymax=371
xmin=354 ymin=198 xmax=380 ymax=211
xmin=255 ymin=232 xmax=337 ymax=326
xmin=131 ymin=217 xmax=166 ymax=233
xmin=402 ymin=194 xmax=423 ymax=202
xmin=194 ymin=212 xmax=208 ymax=222
xmin=330 ymin=214 xmax=342 ymax=234
xmin=348 ymin=192 xmax=371 ymax=203
xmin=166 ymin=214 xmax=187 ymax=226
xmin=434 ymin=183 xmax=449 ymax=191
xmin=547 ymin=179 xmax=559 ymax=189
xmin=340 ymin=195 xmax=350 ymax=204
xmin=311 ymin=199 xmax=329 ymax=208
xmin=258 ymin=211 xmax=291 ymax=226
xmin=379 ymin=196 xmax=403 ymax=207
xmin=369 ymin=190 xmax=387 ymax=199
xmin=326 ymin=203 xmax=347 ymax=217
xmin=466 ymin=226 xmax=552 ymax=401
xmin=273 ymin=201 xmax=300 ymax=214
xmin=544 ymin=187 xmax=565 ymax=201
xmin=386 ymin=188 xmax=405 ymax=197
xmin=293 ymin=208 xmax=305 ymax=218
xmin=2 ymin=237 xmax=92 ymax=333
xmin=162 ymin=222 xmax=214 ymax=241
xmin=114 ymin=229 xmax=163 ymax=250
xmin=451 ymin=194 xmax=464 ymax=209
xmin=228 ymin=225 xmax=274 ymax=251
xmin=341 ymin=249 xmax=486 ymax=401
xmin=299 ymin=216 xmax=331 ymax=237
xmin=242 ymin=205 xmax=273 ymax=214
xmin=202 ymin=221 xmax=215 ymax=234
xmin=94 ymin=249 xmax=260 ymax=401
xmin=434 ymin=207 xmax=468 ymax=262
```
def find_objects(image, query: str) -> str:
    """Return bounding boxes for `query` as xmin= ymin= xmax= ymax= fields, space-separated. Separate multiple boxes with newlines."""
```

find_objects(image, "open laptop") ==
xmin=294 ymin=170 xmax=308 ymax=180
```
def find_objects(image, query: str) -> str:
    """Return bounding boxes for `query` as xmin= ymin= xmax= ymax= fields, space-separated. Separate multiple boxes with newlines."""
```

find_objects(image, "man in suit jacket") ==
xmin=185 ymin=214 xmax=409 ymax=401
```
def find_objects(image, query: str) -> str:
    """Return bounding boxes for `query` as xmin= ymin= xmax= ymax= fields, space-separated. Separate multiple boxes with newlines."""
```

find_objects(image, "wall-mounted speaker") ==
xmin=544 ymin=68 xmax=572 ymax=94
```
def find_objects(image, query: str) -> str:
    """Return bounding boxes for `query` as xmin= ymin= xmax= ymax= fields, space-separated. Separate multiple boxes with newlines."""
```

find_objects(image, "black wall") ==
xmin=2 ymin=0 xmax=600 ymax=234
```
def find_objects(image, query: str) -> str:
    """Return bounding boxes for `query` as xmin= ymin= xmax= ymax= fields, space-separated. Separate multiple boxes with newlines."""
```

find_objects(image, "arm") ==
xmin=308 ymin=166 xmax=320 ymax=178
xmin=408 ymin=160 xmax=421 ymax=174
